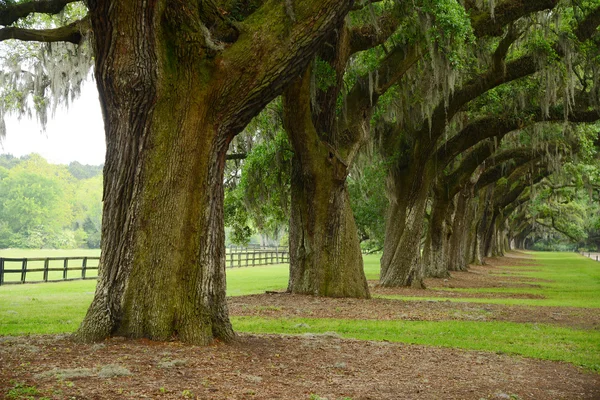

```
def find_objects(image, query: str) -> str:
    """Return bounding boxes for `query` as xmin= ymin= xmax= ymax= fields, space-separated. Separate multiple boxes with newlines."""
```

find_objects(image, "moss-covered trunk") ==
xmin=283 ymin=69 xmax=369 ymax=299
xmin=422 ymin=193 xmax=454 ymax=278
xmin=75 ymin=1 xmax=233 ymax=344
xmin=472 ymin=188 xmax=494 ymax=264
xmin=76 ymin=0 xmax=355 ymax=343
xmin=286 ymin=155 xmax=370 ymax=298
xmin=447 ymin=186 xmax=475 ymax=272
xmin=380 ymin=158 xmax=434 ymax=288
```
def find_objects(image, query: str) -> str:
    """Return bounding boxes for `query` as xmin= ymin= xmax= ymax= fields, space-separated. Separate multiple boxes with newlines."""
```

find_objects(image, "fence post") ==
xmin=238 ymin=252 xmax=241 ymax=268
xmin=63 ymin=258 xmax=68 ymax=280
xmin=43 ymin=259 xmax=50 ymax=282
xmin=246 ymin=252 xmax=249 ymax=267
xmin=0 ymin=258 xmax=4 ymax=286
xmin=82 ymin=257 xmax=88 ymax=279
xmin=21 ymin=259 xmax=27 ymax=284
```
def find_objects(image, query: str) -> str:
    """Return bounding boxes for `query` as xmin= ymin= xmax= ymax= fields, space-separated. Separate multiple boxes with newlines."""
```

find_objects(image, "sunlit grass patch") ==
xmin=426 ymin=252 xmax=600 ymax=308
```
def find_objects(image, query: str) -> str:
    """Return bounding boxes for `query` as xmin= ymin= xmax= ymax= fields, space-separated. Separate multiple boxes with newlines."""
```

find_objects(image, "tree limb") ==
xmin=349 ymin=13 xmax=400 ymax=54
xmin=225 ymin=153 xmax=247 ymax=161
xmin=351 ymin=0 xmax=384 ymax=12
xmin=535 ymin=218 xmax=581 ymax=243
xmin=0 ymin=16 xmax=88 ymax=43
xmin=0 ymin=0 xmax=80 ymax=26
xmin=575 ymin=5 xmax=600 ymax=42
xmin=470 ymin=0 xmax=559 ymax=37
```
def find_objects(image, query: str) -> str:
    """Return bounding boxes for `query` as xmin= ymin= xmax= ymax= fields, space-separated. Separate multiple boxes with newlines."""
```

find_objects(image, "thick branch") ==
xmin=496 ymin=168 xmax=549 ymax=211
xmin=575 ymin=5 xmax=600 ymax=42
xmin=475 ymin=154 xmax=538 ymax=191
xmin=470 ymin=0 xmax=558 ymax=37
xmin=349 ymin=13 xmax=400 ymax=54
xmin=0 ymin=16 xmax=88 ymax=43
xmin=225 ymin=153 xmax=247 ymax=161
xmin=436 ymin=107 xmax=600 ymax=167
xmin=0 ymin=0 xmax=79 ymax=26
xmin=344 ymin=42 xmax=419 ymax=125
xmin=536 ymin=218 xmax=581 ymax=243
xmin=351 ymin=0 xmax=384 ymax=12
xmin=215 ymin=0 xmax=355 ymax=135
xmin=436 ymin=140 xmax=496 ymax=201
xmin=418 ymin=7 xmax=600 ymax=153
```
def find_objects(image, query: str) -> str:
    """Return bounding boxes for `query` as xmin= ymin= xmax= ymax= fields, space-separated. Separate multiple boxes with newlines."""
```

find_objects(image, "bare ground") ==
xmin=1 ymin=253 xmax=599 ymax=400
xmin=1 ymin=334 xmax=598 ymax=400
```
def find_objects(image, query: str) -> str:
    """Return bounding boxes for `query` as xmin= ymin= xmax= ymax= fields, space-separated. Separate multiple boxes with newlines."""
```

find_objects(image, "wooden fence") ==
xmin=226 ymin=247 xmax=289 ymax=268
xmin=581 ymin=252 xmax=600 ymax=262
xmin=0 ymin=257 xmax=101 ymax=286
xmin=0 ymin=247 xmax=289 ymax=285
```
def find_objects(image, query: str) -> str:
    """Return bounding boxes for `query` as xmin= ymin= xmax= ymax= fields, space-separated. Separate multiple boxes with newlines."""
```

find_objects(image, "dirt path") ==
xmin=1 ymin=334 xmax=598 ymax=400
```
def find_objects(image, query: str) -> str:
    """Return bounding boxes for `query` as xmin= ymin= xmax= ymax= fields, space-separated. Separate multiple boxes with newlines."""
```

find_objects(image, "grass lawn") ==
xmin=1 ymin=250 xmax=599 ymax=371
xmin=378 ymin=252 xmax=600 ymax=308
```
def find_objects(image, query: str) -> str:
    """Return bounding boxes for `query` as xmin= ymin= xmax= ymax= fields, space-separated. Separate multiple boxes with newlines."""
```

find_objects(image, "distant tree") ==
xmin=0 ymin=166 xmax=70 ymax=248
xmin=0 ymin=153 xmax=103 ymax=249
xmin=0 ymin=154 xmax=22 ymax=169
xmin=68 ymin=161 xmax=103 ymax=180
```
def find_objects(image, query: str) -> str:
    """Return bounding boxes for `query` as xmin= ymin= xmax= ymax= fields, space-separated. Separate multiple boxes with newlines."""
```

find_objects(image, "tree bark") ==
xmin=76 ymin=0 xmax=354 ymax=344
xmin=422 ymin=193 xmax=453 ymax=278
xmin=447 ymin=185 xmax=476 ymax=272
xmin=380 ymin=157 xmax=434 ymax=288
xmin=283 ymin=68 xmax=370 ymax=299
xmin=280 ymin=13 xmax=408 ymax=299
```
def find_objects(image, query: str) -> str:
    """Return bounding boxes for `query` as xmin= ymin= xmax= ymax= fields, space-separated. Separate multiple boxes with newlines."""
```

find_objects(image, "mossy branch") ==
xmin=0 ymin=0 xmax=80 ymax=26
xmin=0 ymin=16 xmax=89 ymax=43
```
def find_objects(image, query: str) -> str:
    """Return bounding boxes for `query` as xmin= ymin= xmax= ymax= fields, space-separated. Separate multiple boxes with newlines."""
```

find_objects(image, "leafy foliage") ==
xmin=0 ymin=153 xmax=102 ymax=248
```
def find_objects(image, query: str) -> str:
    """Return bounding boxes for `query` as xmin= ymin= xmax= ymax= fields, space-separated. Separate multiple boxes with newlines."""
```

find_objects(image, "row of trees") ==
xmin=0 ymin=154 xmax=102 ymax=249
xmin=0 ymin=0 xmax=598 ymax=344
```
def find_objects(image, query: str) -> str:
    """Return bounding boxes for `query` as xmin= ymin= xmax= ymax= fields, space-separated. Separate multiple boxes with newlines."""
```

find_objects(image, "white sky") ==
xmin=0 ymin=80 xmax=106 ymax=165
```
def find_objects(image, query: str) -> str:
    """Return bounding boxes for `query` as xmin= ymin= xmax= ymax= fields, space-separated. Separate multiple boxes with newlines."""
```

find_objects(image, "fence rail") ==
xmin=226 ymin=248 xmax=289 ymax=268
xmin=581 ymin=252 xmax=600 ymax=262
xmin=0 ymin=257 xmax=100 ymax=286
xmin=0 ymin=247 xmax=289 ymax=285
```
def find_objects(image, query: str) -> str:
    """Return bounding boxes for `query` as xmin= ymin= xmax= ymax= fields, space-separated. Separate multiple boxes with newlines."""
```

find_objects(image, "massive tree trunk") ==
xmin=76 ymin=0 xmax=354 ymax=344
xmin=447 ymin=185 xmax=476 ymax=272
xmin=422 ymin=190 xmax=455 ymax=278
xmin=472 ymin=188 xmax=494 ymax=264
xmin=283 ymin=68 xmax=370 ymax=299
xmin=76 ymin=1 xmax=232 ymax=344
xmin=286 ymin=154 xmax=369 ymax=298
xmin=280 ymin=13 xmax=409 ymax=298
xmin=380 ymin=157 xmax=434 ymax=288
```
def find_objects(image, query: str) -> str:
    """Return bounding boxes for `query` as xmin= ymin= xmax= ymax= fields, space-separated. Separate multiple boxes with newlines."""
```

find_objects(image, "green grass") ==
xmin=1 ymin=250 xmax=599 ymax=371
xmin=414 ymin=252 xmax=600 ymax=308
xmin=0 ymin=263 xmax=295 ymax=335
xmin=232 ymin=316 xmax=600 ymax=372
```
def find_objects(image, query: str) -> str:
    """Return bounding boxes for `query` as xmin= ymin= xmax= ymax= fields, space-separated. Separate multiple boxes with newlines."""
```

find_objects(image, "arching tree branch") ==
xmin=0 ymin=0 xmax=80 ymax=26
xmin=469 ymin=0 xmax=559 ymax=37
xmin=0 ymin=16 xmax=88 ymax=43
